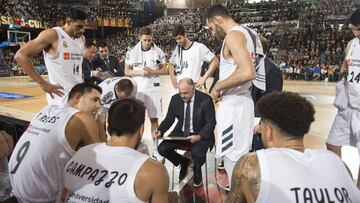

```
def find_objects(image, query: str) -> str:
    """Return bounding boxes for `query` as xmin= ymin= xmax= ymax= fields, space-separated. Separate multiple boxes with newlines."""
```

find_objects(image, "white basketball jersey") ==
xmin=256 ymin=148 xmax=360 ymax=203
xmin=169 ymin=41 xmax=215 ymax=83
xmin=99 ymin=76 xmax=137 ymax=106
xmin=126 ymin=45 xmax=166 ymax=92
xmin=62 ymin=143 xmax=148 ymax=203
xmin=9 ymin=105 xmax=79 ymax=202
xmin=44 ymin=27 xmax=85 ymax=106
xmin=220 ymin=26 xmax=255 ymax=97
xmin=345 ymin=38 xmax=360 ymax=110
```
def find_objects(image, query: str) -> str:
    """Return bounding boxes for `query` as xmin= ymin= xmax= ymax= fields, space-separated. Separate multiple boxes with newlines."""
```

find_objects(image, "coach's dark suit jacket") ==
xmin=92 ymin=55 xmax=125 ymax=77
xmin=158 ymin=90 xmax=216 ymax=149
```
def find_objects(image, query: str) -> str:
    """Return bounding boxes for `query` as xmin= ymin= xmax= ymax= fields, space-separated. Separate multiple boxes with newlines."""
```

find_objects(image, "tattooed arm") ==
xmin=225 ymin=153 xmax=261 ymax=203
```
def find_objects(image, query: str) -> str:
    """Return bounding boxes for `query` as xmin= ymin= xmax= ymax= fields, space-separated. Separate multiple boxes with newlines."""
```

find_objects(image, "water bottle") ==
xmin=0 ymin=157 xmax=13 ymax=201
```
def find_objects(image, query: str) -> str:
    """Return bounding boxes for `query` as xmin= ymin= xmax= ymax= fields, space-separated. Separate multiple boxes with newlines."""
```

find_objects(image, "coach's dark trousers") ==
xmin=157 ymin=139 xmax=209 ymax=168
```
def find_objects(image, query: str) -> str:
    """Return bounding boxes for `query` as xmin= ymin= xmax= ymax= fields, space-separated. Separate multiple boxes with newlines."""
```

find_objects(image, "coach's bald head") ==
xmin=179 ymin=78 xmax=195 ymax=102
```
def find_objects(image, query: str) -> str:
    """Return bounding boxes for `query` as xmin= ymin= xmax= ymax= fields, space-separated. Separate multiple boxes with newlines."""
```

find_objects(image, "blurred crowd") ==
xmin=0 ymin=0 xmax=136 ymax=25
xmin=2 ymin=0 xmax=360 ymax=82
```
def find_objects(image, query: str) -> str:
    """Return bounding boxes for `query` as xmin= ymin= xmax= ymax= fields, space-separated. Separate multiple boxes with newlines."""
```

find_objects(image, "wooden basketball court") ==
xmin=0 ymin=76 xmax=339 ymax=145
xmin=0 ymin=76 xmax=358 ymax=202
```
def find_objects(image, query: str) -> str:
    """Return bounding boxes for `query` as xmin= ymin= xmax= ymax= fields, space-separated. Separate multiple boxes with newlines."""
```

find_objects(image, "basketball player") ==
xmin=61 ymin=99 xmax=169 ymax=203
xmin=327 ymin=8 xmax=360 ymax=188
xmin=169 ymin=25 xmax=219 ymax=90
xmin=226 ymin=92 xmax=360 ymax=203
xmin=206 ymin=5 xmax=257 ymax=189
xmin=99 ymin=77 xmax=154 ymax=156
xmin=9 ymin=83 xmax=105 ymax=202
xmin=98 ymin=76 xmax=137 ymax=117
xmin=125 ymin=27 xmax=167 ymax=134
xmin=14 ymin=8 xmax=87 ymax=106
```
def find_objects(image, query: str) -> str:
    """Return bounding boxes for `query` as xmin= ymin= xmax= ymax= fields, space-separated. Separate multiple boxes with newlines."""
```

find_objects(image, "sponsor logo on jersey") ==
xmin=63 ymin=41 xmax=68 ymax=48
xmin=64 ymin=52 xmax=70 ymax=60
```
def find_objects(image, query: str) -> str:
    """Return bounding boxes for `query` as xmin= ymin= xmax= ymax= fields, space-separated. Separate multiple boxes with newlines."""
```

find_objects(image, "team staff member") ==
xmin=15 ymin=8 xmax=87 ymax=106
xmin=9 ymin=83 xmax=105 ymax=202
xmin=92 ymin=41 xmax=125 ymax=82
xmin=125 ymin=27 xmax=167 ymax=134
xmin=153 ymin=78 xmax=216 ymax=187
xmin=82 ymin=40 xmax=97 ymax=84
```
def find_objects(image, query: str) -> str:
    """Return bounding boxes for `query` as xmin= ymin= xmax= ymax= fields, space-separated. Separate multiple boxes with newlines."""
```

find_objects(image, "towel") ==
xmin=334 ymin=77 xmax=348 ymax=111
xmin=243 ymin=26 xmax=266 ymax=91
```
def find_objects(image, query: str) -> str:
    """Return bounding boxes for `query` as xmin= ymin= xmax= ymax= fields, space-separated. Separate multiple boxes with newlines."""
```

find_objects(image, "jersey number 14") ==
xmin=73 ymin=64 xmax=80 ymax=75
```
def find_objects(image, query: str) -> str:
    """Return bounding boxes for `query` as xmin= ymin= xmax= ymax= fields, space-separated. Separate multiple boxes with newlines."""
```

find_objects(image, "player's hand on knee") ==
xmin=40 ymin=81 xmax=65 ymax=98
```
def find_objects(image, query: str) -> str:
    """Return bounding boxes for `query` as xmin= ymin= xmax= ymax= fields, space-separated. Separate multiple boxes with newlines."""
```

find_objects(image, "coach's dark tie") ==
xmin=104 ymin=58 xmax=110 ymax=68
xmin=184 ymin=100 xmax=191 ymax=137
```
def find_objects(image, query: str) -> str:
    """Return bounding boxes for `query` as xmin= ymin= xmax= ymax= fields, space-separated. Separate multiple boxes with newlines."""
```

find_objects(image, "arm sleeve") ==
xmin=200 ymin=43 xmax=216 ymax=63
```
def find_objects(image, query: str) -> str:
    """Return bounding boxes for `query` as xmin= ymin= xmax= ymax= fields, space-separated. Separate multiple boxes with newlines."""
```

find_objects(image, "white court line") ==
xmin=302 ymin=94 xmax=317 ymax=100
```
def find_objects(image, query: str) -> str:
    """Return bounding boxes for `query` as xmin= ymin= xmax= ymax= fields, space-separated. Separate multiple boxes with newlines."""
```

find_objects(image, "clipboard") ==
xmin=157 ymin=136 xmax=189 ymax=141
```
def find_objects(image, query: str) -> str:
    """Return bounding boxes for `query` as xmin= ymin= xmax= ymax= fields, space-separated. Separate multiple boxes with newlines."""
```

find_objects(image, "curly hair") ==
xmin=257 ymin=91 xmax=315 ymax=138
